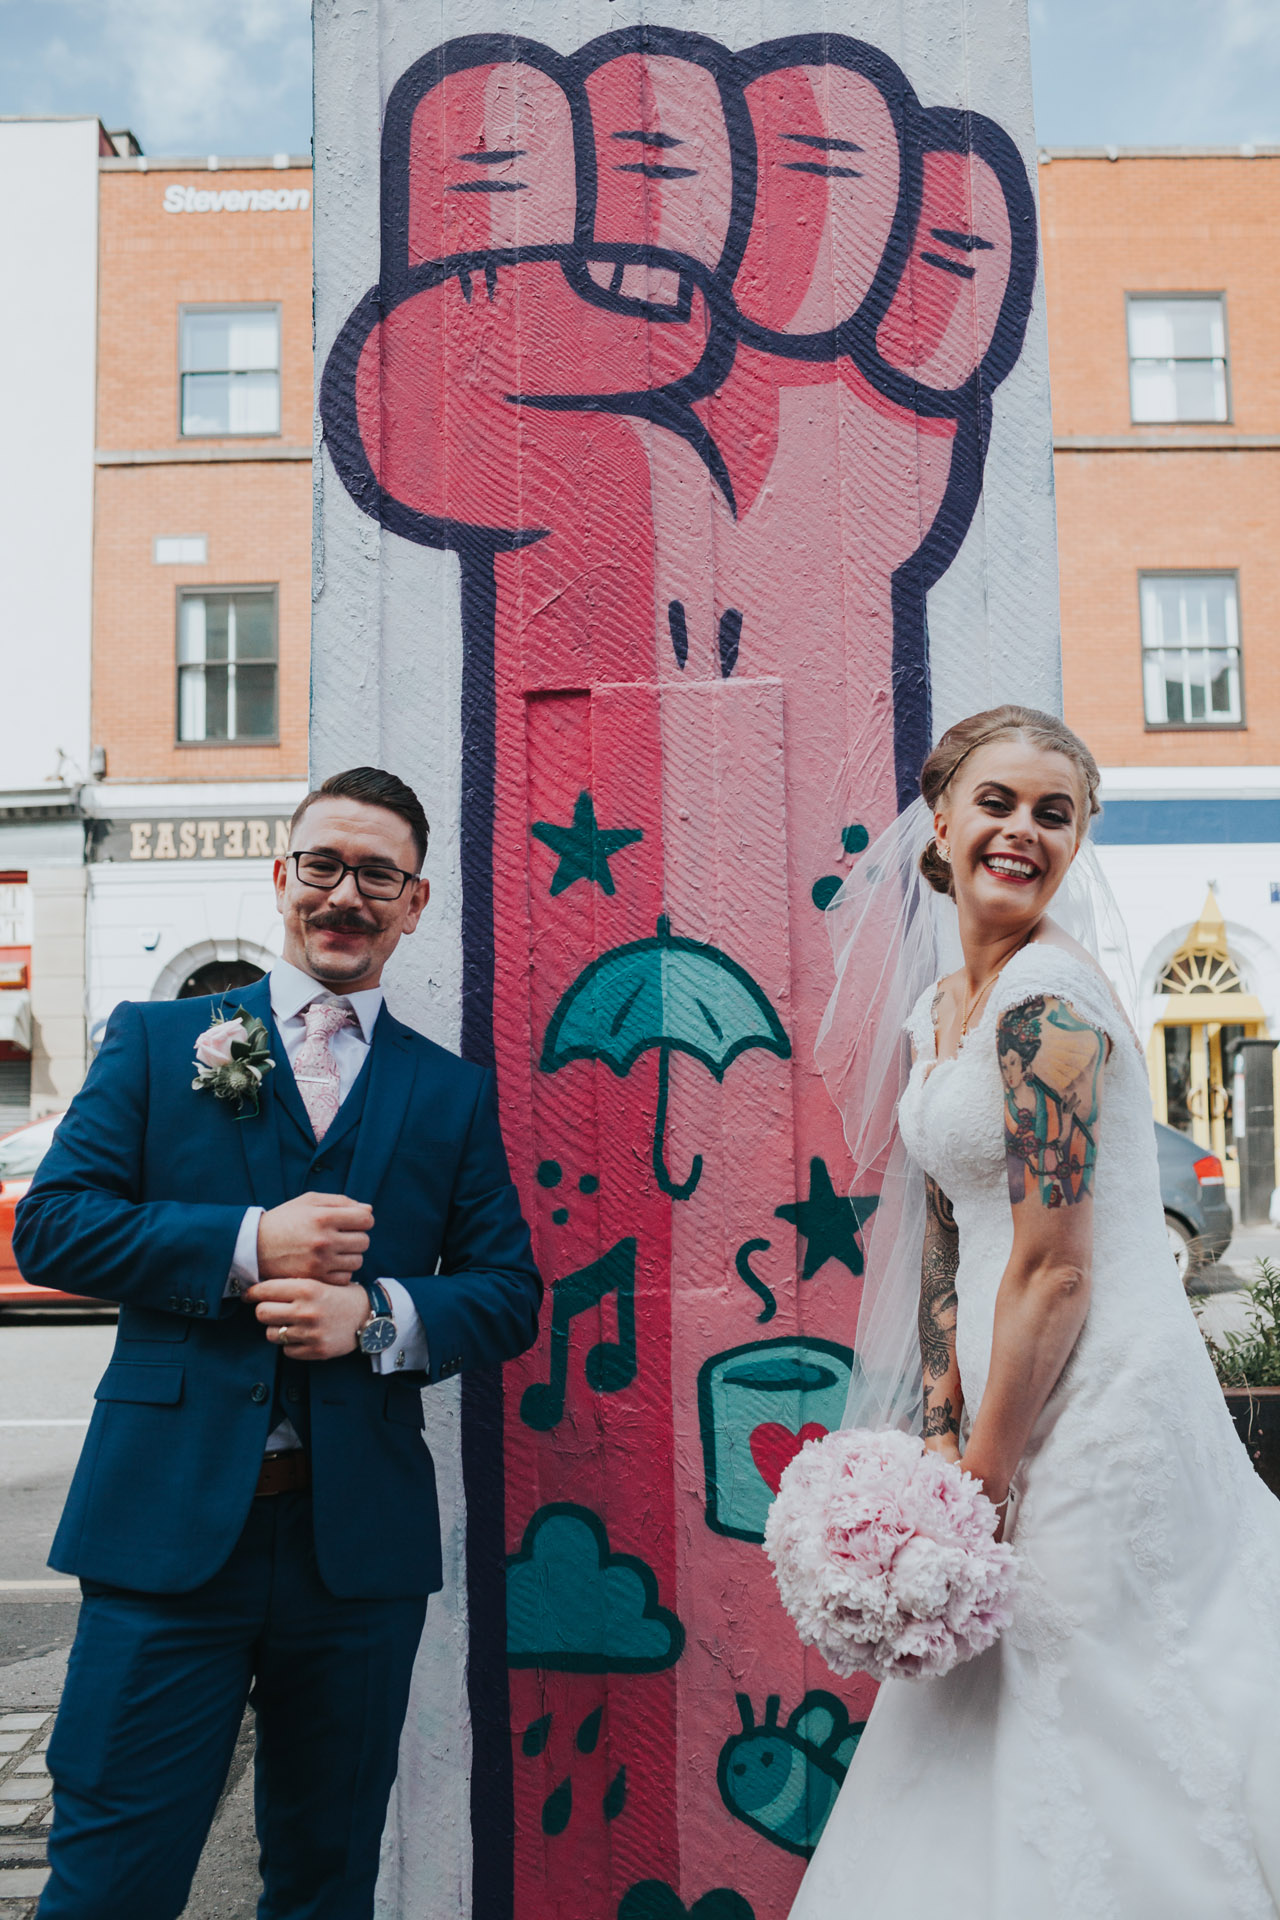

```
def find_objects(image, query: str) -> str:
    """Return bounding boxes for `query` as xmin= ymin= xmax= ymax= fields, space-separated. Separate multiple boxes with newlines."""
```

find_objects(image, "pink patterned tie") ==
xmin=292 ymin=998 xmax=354 ymax=1140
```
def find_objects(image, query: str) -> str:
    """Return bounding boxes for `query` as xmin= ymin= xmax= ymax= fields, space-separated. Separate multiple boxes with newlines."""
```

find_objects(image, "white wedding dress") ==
xmin=790 ymin=944 xmax=1280 ymax=1920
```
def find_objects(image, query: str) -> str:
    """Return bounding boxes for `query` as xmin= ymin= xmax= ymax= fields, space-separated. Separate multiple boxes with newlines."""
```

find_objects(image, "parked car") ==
xmin=1155 ymin=1121 xmax=1233 ymax=1285
xmin=0 ymin=1113 xmax=97 ymax=1307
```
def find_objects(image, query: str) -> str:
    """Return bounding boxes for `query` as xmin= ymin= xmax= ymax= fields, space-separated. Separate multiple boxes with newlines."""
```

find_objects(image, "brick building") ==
xmin=83 ymin=147 xmax=312 ymax=1038
xmin=1042 ymin=146 xmax=1280 ymax=1196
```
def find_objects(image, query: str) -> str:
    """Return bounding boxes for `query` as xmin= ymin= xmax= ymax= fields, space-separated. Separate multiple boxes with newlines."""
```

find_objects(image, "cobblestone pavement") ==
xmin=0 ymin=1707 xmax=53 ymax=1919
xmin=0 ymin=1687 xmax=259 ymax=1920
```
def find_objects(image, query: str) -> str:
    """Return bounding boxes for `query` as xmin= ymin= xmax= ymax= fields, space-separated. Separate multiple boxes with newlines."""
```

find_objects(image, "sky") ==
xmin=0 ymin=0 xmax=1278 ymax=157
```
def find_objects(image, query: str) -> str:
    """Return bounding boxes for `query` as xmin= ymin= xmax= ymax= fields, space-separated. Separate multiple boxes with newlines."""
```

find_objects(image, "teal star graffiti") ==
xmin=775 ymin=1157 xmax=879 ymax=1279
xmin=531 ymin=790 xmax=644 ymax=897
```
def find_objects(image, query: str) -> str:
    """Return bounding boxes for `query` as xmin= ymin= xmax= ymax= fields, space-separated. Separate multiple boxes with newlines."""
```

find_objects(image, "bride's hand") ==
xmin=923 ymin=1435 xmax=962 ymax=1466
xmin=959 ymin=1455 xmax=1011 ymax=1537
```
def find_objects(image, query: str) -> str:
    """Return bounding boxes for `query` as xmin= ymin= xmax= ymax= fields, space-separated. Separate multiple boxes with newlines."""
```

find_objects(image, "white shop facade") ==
xmin=84 ymin=782 xmax=304 ymax=1046
xmin=1094 ymin=767 xmax=1280 ymax=1194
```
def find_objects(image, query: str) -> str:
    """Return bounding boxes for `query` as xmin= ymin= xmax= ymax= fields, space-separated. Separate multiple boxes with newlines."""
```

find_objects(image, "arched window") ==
xmin=1157 ymin=949 xmax=1243 ymax=996
xmin=1156 ymin=889 xmax=1244 ymax=997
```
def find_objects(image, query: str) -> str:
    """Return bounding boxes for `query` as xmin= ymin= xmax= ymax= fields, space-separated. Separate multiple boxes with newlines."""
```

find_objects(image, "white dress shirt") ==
xmin=228 ymin=956 xmax=428 ymax=1450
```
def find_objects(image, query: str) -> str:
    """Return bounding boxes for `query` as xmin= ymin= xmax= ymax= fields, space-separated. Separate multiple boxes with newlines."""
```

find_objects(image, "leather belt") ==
xmin=255 ymin=1450 xmax=311 ymax=1497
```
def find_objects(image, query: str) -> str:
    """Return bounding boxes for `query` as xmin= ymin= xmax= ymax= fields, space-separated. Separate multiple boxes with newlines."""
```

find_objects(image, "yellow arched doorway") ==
xmin=1147 ymin=889 xmax=1266 ymax=1186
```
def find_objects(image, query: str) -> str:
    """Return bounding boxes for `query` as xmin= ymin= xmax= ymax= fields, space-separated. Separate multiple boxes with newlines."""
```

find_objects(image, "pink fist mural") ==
xmin=322 ymin=26 xmax=1035 ymax=1920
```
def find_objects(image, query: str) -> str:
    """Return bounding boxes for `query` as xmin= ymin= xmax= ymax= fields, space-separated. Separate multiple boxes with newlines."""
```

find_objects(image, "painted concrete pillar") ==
xmin=313 ymin=4 xmax=1059 ymax=1916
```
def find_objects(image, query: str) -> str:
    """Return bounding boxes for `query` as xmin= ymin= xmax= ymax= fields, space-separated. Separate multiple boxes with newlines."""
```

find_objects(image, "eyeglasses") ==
xmin=288 ymin=851 xmax=419 ymax=901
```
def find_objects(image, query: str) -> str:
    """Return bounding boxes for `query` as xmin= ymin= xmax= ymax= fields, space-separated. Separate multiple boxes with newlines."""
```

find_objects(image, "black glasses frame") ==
xmin=288 ymin=851 xmax=419 ymax=901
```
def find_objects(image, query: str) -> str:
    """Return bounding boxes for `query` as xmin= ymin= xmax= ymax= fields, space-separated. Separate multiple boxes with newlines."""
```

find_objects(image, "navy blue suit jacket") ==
xmin=13 ymin=975 xmax=541 ymax=1599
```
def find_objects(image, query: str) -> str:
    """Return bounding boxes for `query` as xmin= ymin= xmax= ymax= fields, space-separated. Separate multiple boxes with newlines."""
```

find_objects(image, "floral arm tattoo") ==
xmin=919 ymin=1174 xmax=961 ymax=1442
xmin=999 ymin=995 xmax=1106 ymax=1210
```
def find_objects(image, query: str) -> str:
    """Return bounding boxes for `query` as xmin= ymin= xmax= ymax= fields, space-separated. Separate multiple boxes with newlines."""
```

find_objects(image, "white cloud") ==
xmin=1030 ymin=0 xmax=1280 ymax=147
xmin=98 ymin=0 xmax=310 ymax=151
xmin=0 ymin=0 xmax=312 ymax=155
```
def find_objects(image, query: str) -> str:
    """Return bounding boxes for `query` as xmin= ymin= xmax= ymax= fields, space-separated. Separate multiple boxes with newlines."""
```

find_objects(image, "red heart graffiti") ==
xmin=749 ymin=1422 xmax=828 ymax=1493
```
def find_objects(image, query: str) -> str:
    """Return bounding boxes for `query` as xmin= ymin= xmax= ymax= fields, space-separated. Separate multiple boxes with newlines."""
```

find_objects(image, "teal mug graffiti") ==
xmin=698 ymin=1338 xmax=857 ymax=1543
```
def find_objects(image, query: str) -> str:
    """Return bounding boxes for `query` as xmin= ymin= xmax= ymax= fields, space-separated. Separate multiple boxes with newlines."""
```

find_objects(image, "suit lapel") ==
xmin=229 ymin=975 xmax=289 ymax=1208
xmin=344 ymin=1009 xmax=418 ymax=1207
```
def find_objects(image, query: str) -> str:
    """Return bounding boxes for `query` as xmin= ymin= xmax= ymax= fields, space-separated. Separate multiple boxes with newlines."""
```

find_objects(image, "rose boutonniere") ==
xmin=192 ymin=1007 xmax=275 ymax=1119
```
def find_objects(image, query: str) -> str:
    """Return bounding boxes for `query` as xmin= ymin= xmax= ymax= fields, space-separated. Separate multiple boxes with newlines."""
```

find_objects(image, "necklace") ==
xmin=958 ymin=935 xmax=1034 ymax=1038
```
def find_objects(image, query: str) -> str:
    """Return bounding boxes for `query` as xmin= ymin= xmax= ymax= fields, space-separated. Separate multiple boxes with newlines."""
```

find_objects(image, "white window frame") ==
xmin=178 ymin=303 xmax=282 ymax=439
xmin=1139 ymin=571 xmax=1243 ymax=731
xmin=176 ymin=587 xmax=279 ymax=745
xmin=1126 ymin=293 xmax=1230 ymax=426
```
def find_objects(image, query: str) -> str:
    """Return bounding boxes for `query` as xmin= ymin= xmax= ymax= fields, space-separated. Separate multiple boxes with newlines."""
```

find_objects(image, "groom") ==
xmin=15 ymin=766 xmax=542 ymax=1920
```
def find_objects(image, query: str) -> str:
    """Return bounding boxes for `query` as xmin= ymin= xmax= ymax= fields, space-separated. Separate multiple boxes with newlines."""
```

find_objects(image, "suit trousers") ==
xmin=37 ymin=1490 xmax=427 ymax=1920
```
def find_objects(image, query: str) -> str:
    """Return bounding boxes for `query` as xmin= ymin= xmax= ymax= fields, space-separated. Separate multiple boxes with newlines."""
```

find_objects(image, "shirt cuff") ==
xmin=368 ymin=1278 xmax=429 ymax=1375
xmin=225 ymin=1207 xmax=264 ymax=1298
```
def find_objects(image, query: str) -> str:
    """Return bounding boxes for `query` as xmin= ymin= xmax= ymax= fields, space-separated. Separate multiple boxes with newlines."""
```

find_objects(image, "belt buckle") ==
xmin=256 ymin=1449 xmax=307 ymax=1497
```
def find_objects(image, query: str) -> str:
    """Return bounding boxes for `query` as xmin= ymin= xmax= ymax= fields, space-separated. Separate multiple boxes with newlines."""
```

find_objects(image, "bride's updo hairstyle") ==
xmin=919 ymin=706 xmax=1101 ymax=897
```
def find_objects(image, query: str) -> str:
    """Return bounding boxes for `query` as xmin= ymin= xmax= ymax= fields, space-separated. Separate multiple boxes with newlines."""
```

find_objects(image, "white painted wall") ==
xmin=0 ymin=119 xmax=100 ymax=792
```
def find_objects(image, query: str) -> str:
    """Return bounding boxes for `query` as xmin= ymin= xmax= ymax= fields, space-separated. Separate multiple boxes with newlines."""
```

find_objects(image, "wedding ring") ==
xmin=278 ymin=1326 xmax=293 ymax=1345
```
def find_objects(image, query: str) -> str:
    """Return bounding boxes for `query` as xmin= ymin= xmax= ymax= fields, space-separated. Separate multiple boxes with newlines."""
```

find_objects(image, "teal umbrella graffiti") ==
xmin=540 ymin=916 xmax=792 ymax=1201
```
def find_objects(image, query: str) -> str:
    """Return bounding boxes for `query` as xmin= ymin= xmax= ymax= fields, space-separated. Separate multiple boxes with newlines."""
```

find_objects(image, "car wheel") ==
xmin=1166 ymin=1213 xmax=1199 ymax=1288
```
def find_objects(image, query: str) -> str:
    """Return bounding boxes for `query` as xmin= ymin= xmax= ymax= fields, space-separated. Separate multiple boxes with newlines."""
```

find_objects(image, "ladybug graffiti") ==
xmin=716 ymin=1692 xmax=864 ymax=1858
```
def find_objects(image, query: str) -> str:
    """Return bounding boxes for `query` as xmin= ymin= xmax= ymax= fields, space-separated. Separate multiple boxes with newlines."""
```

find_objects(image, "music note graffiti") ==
xmin=520 ymin=1237 xmax=639 ymax=1432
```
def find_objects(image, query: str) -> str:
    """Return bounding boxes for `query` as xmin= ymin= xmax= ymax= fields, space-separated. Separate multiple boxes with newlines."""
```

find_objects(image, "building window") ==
xmin=154 ymin=535 xmax=207 ymax=565
xmin=178 ymin=591 xmax=277 ymax=743
xmin=1127 ymin=295 xmax=1228 ymax=424
xmin=1141 ymin=573 xmax=1241 ymax=728
xmin=179 ymin=306 xmax=280 ymax=436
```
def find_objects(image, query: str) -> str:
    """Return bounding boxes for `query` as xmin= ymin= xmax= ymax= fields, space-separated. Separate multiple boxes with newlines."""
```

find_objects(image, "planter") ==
xmin=1224 ymin=1387 xmax=1280 ymax=1499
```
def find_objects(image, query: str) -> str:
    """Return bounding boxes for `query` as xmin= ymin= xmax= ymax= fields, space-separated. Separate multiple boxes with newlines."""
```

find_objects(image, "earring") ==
xmin=937 ymin=843 xmax=951 ymax=864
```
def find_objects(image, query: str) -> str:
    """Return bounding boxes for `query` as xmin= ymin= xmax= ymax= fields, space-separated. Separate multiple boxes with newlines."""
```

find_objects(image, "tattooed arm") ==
xmin=919 ymin=1175 xmax=962 ymax=1459
xmin=959 ymin=995 xmax=1107 ymax=1508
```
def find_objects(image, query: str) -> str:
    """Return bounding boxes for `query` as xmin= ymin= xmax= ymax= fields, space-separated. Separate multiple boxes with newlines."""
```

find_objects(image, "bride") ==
xmin=790 ymin=706 xmax=1280 ymax=1919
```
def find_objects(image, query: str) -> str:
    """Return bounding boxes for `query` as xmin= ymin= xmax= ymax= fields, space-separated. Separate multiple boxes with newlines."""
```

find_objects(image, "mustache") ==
xmin=304 ymin=908 xmax=379 ymax=934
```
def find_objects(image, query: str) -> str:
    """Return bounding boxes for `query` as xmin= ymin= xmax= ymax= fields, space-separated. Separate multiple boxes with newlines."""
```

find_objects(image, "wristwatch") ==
xmin=356 ymin=1279 xmax=398 ymax=1356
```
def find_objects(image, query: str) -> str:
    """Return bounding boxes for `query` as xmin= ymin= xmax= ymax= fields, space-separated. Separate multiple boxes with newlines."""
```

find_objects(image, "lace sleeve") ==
xmin=903 ymin=982 xmax=940 ymax=1059
xmin=988 ymin=945 xmax=1133 ymax=1055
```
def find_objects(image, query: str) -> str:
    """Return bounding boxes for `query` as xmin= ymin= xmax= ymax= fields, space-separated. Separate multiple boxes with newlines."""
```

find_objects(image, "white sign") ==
xmin=162 ymin=185 xmax=309 ymax=214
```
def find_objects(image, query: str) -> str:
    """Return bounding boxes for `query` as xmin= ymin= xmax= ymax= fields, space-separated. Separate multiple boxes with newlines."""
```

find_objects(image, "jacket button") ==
xmin=250 ymin=1383 xmax=269 ymax=1405
xmin=195 ymin=1301 xmax=208 ymax=1317
xmin=285 ymin=1386 xmax=301 ymax=1404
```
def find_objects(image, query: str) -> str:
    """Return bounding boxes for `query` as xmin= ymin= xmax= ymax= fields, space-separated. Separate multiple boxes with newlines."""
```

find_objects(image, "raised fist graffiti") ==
xmin=321 ymin=27 xmax=1035 ymax=1920
xmin=323 ymin=28 xmax=1033 ymax=780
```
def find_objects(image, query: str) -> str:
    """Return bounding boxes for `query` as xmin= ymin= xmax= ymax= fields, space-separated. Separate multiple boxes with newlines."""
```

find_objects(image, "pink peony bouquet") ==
xmin=763 ymin=1427 xmax=1017 ymax=1683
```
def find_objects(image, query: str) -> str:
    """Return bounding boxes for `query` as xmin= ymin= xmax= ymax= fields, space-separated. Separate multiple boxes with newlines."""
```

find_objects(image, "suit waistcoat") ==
xmin=271 ymin=1049 xmax=372 ymax=1444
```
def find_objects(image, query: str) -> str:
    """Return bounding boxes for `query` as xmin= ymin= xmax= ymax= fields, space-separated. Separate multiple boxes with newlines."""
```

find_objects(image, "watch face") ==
xmin=360 ymin=1316 xmax=398 ymax=1354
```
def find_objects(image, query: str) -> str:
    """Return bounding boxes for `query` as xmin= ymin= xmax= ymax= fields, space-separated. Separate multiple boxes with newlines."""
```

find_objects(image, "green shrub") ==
xmin=1204 ymin=1258 xmax=1280 ymax=1390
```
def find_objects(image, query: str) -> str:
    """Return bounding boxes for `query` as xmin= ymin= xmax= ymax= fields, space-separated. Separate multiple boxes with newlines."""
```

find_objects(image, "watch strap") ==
xmin=361 ymin=1278 xmax=394 ymax=1320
